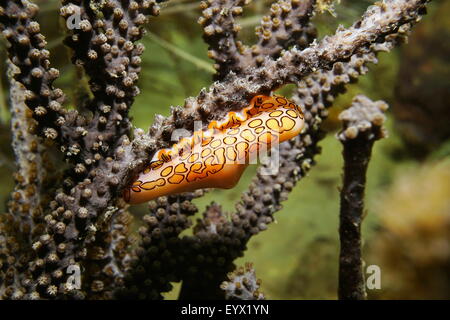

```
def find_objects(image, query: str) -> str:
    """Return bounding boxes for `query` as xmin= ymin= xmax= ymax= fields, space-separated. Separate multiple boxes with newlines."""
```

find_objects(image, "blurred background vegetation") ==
xmin=0 ymin=0 xmax=449 ymax=299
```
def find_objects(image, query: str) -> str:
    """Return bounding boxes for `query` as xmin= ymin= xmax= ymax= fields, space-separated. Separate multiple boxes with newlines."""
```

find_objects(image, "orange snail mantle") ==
xmin=123 ymin=95 xmax=305 ymax=204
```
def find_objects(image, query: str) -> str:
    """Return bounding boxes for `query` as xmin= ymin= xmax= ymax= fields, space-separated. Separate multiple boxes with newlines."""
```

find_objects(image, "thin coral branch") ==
xmin=199 ymin=0 xmax=249 ymax=80
xmin=84 ymin=202 xmax=134 ymax=299
xmin=56 ymin=0 xmax=161 ymax=298
xmin=5 ymin=132 xmax=149 ymax=299
xmin=7 ymin=62 xmax=47 ymax=241
xmin=176 ymin=202 xmax=235 ymax=299
xmin=0 ymin=0 xmax=162 ymax=300
xmin=244 ymin=0 xmax=317 ymax=64
xmin=337 ymin=95 xmax=388 ymax=300
xmin=0 ymin=0 xmax=83 ymax=155
xmin=0 ymin=61 xmax=59 ymax=299
xmin=200 ymin=0 xmax=317 ymax=80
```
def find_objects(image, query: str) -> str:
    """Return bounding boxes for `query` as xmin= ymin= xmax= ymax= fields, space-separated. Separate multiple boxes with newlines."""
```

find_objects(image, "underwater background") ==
xmin=0 ymin=0 xmax=449 ymax=299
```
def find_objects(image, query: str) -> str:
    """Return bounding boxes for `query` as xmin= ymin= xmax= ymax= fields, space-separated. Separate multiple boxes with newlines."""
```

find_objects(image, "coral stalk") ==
xmin=0 ymin=0 xmax=80 ymax=155
xmin=246 ymin=0 xmax=317 ymax=63
xmin=337 ymin=95 xmax=388 ymax=300
xmin=199 ymin=0 xmax=250 ymax=80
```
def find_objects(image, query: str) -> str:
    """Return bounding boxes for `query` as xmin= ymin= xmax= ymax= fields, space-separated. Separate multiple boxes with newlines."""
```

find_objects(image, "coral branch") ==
xmin=116 ymin=191 xmax=203 ymax=299
xmin=60 ymin=0 xmax=160 ymax=162
xmin=55 ymin=0 xmax=161 ymax=297
xmin=1 ymin=0 xmax=162 ymax=299
xmin=7 ymin=61 xmax=50 ymax=242
xmin=0 ymin=0 xmax=82 ymax=153
xmin=199 ymin=0 xmax=249 ymax=80
xmin=176 ymin=202 xmax=234 ymax=299
xmin=0 ymin=61 xmax=59 ymax=299
xmin=201 ymin=0 xmax=317 ymax=80
xmin=246 ymin=0 xmax=317 ymax=64
xmin=337 ymin=95 xmax=388 ymax=300
xmin=19 ymin=133 xmax=152 ymax=299
xmin=83 ymin=202 xmax=134 ymax=299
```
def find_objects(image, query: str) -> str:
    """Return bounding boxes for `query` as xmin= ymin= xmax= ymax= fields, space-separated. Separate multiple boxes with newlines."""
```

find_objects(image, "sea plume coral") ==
xmin=0 ymin=0 xmax=431 ymax=300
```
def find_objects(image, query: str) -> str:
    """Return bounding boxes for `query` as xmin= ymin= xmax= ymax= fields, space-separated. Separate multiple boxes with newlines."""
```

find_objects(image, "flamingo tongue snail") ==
xmin=123 ymin=95 xmax=305 ymax=204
